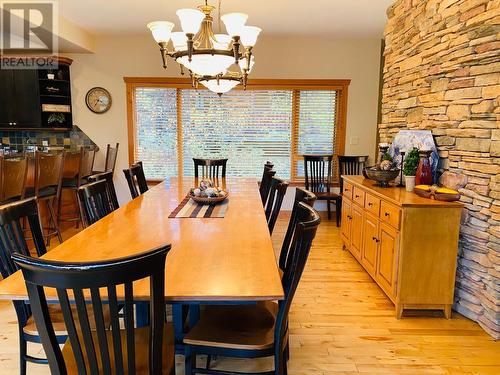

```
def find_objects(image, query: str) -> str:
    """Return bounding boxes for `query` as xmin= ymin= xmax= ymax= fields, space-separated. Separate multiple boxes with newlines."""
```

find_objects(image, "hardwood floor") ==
xmin=0 ymin=213 xmax=498 ymax=374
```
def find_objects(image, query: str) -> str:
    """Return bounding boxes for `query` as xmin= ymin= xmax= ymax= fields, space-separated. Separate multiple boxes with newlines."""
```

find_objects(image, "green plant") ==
xmin=403 ymin=147 xmax=419 ymax=176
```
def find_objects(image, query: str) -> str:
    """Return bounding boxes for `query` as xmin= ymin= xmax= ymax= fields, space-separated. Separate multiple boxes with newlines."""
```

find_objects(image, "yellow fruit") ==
xmin=415 ymin=185 xmax=431 ymax=191
xmin=436 ymin=187 xmax=459 ymax=195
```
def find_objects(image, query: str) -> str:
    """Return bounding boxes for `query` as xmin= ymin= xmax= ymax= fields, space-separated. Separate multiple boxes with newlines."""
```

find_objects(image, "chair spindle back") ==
xmin=78 ymin=180 xmax=116 ymax=227
xmin=123 ymin=161 xmax=148 ymax=199
xmin=193 ymin=158 xmax=228 ymax=180
xmin=265 ymin=176 xmax=289 ymax=234
xmin=12 ymin=245 xmax=171 ymax=375
xmin=303 ymin=154 xmax=333 ymax=194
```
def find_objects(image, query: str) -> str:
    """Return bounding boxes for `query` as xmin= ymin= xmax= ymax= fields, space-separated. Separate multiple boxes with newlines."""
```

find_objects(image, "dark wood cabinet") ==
xmin=0 ymin=57 xmax=73 ymax=130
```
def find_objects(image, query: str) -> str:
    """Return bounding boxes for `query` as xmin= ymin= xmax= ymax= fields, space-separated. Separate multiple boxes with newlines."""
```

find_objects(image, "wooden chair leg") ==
xmin=46 ymin=199 xmax=63 ymax=245
xmin=327 ymin=199 xmax=331 ymax=220
xmin=336 ymin=199 xmax=342 ymax=227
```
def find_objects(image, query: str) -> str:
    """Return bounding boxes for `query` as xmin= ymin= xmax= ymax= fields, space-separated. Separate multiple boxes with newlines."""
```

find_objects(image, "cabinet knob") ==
xmin=384 ymin=212 xmax=390 ymax=217
xmin=372 ymin=236 xmax=380 ymax=243
xmin=347 ymin=215 xmax=352 ymax=220
xmin=355 ymin=194 xmax=360 ymax=198
xmin=368 ymin=202 xmax=373 ymax=206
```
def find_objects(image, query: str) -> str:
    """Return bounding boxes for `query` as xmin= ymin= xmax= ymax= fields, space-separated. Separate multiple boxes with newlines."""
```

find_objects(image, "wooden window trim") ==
xmin=125 ymin=77 xmax=350 ymax=183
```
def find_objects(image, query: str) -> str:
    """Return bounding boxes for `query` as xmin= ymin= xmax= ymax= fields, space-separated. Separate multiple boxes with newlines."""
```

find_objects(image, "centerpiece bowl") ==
xmin=189 ymin=189 xmax=228 ymax=205
xmin=189 ymin=179 xmax=228 ymax=205
xmin=363 ymin=167 xmax=400 ymax=188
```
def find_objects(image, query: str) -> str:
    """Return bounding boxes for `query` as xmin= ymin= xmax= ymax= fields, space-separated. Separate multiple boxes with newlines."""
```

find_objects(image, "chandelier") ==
xmin=147 ymin=1 xmax=261 ymax=95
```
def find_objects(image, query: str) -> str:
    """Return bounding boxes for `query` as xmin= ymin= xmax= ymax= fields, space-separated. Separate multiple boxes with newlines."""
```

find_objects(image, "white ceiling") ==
xmin=60 ymin=0 xmax=394 ymax=38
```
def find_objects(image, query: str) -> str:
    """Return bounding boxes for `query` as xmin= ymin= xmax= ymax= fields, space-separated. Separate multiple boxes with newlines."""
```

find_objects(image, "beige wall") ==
xmin=66 ymin=34 xmax=382 ymax=204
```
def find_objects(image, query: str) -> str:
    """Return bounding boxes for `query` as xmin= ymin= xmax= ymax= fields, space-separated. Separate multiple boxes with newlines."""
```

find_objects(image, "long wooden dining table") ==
xmin=0 ymin=177 xmax=284 ymax=353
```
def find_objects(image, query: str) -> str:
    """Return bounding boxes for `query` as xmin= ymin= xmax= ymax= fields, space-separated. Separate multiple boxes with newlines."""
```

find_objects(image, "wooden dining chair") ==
xmin=27 ymin=151 xmax=65 ymax=244
xmin=77 ymin=180 xmax=116 ymax=227
xmin=259 ymin=161 xmax=275 ymax=206
xmin=303 ymin=154 xmax=340 ymax=225
xmin=0 ymin=154 xmax=28 ymax=204
xmin=183 ymin=202 xmax=321 ymax=375
xmin=279 ymin=188 xmax=317 ymax=274
xmin=123 ymin=161 xmax=149 ymax=199
xmin=193 ymin=158 xmax=228 ymax=180
xmin=338 ymin=155 xmax=368 ymax=193
xmin=88 ymin=171 xmax=119 ymax=211
xmin=0 ymin=198 xmax=68 ymax=374
xmin=12 ymin=245 xmax=175 ymax=375
xmin=58 ymin=148 xmax=96 ymax=227
xmin=265 ymin=176 xmax=289 ymax=234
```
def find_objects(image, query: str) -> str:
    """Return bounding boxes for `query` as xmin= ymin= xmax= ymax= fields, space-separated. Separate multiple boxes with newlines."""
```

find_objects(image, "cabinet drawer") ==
xmin=352 ymin=186 xmax=365 ymax=206
xmin=343 ymin=181 xmax=353 ymax=200
xmin=380 ymin=201 xmax=401 ymax=229
xmin=365 ymin=193 xmax=380 ymax=216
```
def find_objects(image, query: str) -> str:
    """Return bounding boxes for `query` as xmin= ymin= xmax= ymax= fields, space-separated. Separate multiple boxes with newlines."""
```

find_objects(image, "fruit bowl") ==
xmin=363 ymin=167 xmax=400 ymax=188
xmin=189 ymin=179 xmax=228 ymax=205
xmin=189 ymin=189 xmax=228 ymax=205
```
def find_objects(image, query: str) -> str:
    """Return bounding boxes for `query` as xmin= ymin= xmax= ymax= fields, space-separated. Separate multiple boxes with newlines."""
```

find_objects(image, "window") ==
xmin=126 ymin=78 xmax=349 ymax=182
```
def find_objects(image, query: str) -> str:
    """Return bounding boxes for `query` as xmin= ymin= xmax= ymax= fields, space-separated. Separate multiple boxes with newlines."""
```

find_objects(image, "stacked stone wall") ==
xmin=380 ymin=0 xmax=499 ymax=338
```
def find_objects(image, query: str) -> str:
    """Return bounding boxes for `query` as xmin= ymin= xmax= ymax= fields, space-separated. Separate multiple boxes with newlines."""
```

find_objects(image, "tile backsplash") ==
xmin=0 ymin=126 xmax=97 ymax=152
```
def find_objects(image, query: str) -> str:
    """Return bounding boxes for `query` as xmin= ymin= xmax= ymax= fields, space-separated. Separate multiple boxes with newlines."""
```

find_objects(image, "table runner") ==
xmin=169 ymin=195 xmax=229 ymax=218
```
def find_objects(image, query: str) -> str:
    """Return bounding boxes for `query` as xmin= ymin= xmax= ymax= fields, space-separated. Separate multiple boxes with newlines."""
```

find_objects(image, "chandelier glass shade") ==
xmin=147 ymin=1 xmax=261 ymax=95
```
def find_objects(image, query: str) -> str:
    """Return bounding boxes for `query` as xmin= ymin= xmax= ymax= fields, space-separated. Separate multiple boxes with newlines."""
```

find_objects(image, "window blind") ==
xmin=295 ymin=90 xmax=337 ymax=178
xmin=134 ymin=88 xmax=178 ymax=179
xmin=181 ymin=89 xmax=293 ymax=178
xmin=132 ymin=86 xmax=340 ymax=181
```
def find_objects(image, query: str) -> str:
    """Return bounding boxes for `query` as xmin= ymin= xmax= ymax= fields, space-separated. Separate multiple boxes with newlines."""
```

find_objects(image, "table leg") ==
xmin=173 ymin=304 xmax=185 ymax=354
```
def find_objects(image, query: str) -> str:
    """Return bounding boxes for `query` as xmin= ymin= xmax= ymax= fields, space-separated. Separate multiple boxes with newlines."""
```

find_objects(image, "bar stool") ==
xmin=26 ymin=151 xmax=65 ymax=245
xmin=0 ymin=154 xmax=28 ymax=204
xmin=57 ymin=148 xmax=96 ymax=227
xmin=93 ymin=143 xmax=119 ymax=175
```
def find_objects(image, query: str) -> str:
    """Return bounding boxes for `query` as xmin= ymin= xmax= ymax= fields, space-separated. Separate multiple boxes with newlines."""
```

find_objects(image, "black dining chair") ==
xmin=12 ymin=245 xmax=175 ymax=375
xmin=303 ymin=154 xmax=340 ymax=225
xmin=193 ymin=158 xmax=228 ymax=180
xmin=88 ymin=170 xmax=119 ymax=211
xmin=265 ymin=176 xmax=289 ymax=234
xmin=0 ymin=198 xmax=68 ymax=374
xmin=183 ymin=202 xmax=321 ymax=375
xmin=338 ymin=155 xmax=369 ymax=193
xmin=77 ymin=180 xmax=116 ymax=227
xmin=279 ymin=188 xmax=317 ymax=274
xmin=123 ymin=161 xmax=149 ymax=199
xmin=259 ymin=161 xmax=275 ymax=206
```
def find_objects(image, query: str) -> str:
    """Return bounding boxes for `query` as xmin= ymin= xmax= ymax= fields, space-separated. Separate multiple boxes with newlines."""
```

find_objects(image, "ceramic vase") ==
xmin=415 ymin=150 xmax=433 ymax=185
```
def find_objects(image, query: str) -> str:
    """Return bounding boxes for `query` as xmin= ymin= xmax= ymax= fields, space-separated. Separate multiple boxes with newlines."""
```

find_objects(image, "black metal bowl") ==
xmin=363 ymin=167 xmax=400 ymax=188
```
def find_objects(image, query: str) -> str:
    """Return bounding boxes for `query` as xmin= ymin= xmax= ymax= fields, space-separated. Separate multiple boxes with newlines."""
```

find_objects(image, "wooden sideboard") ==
xmin=340 ymin=175 xmax=462 ymax=318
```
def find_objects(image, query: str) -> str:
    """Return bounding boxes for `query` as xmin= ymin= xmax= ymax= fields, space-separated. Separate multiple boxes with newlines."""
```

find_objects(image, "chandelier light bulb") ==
xmin=188 ymin=54 xmax=234 ymax=76
xmin=221 ymin=13 xmax=248 ymax=37
xmin=213 ymin=34 xmax=232 ymax=50
xmin=171 ymin=31 xmax=188 ymax=51
xmin=240 ymin=26 xmax=261 ymax=47
xmin=176 ymin=8 xmax=205 ymax=34
xmin=147 ymin=21 xmax=175 ymax=43
xmin=238 ymin=55 xmax=255 ymax=73
xmin=201 ymin=79 xmax=240 ymax=94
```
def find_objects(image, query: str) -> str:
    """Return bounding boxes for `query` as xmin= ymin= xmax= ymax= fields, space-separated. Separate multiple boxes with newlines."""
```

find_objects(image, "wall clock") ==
xmin=85 ymin=87 xmax=112 ymax=114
